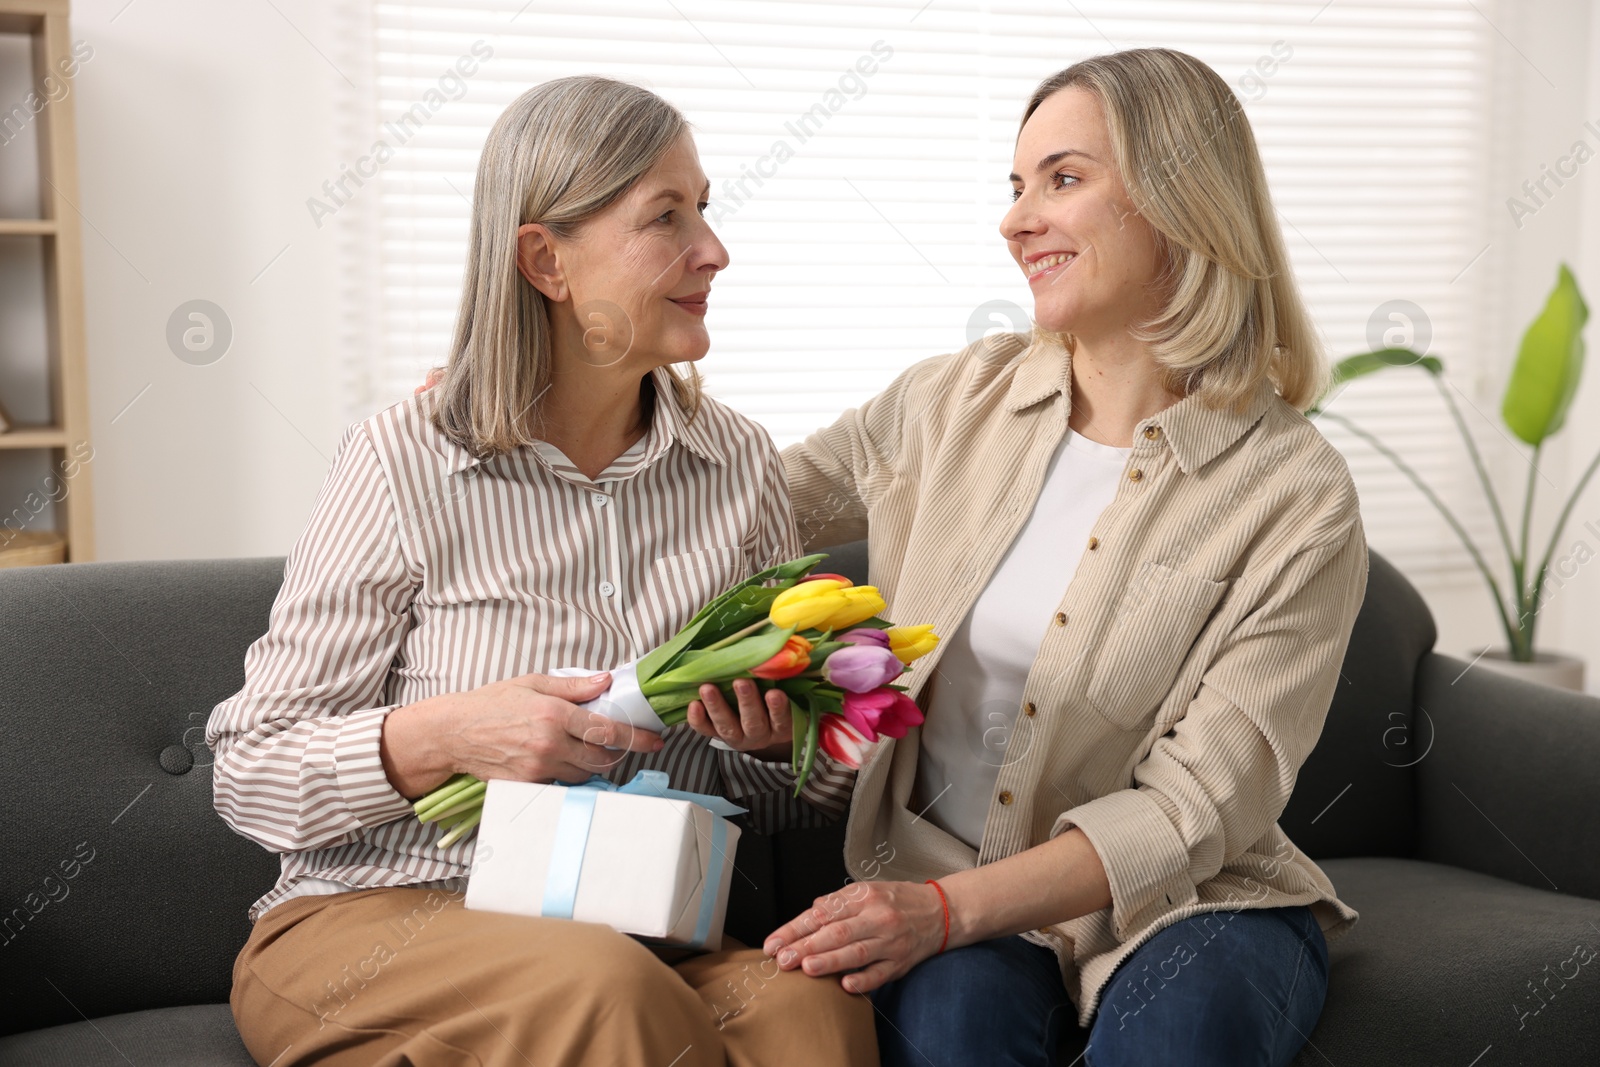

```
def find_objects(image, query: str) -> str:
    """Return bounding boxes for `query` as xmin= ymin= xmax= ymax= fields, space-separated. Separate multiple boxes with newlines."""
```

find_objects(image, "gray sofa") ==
xmin=1 ymin=542 xmax=1596 ymax=1066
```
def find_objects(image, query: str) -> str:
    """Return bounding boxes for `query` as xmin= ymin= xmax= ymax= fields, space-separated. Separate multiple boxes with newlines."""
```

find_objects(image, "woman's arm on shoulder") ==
xmin=780 ymin=352 xmax=955 ymax=550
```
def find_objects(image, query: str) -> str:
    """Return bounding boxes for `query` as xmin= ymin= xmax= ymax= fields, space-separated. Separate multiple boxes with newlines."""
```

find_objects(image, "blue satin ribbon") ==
xmin=539 ymin=770 xmax=744 ymax=949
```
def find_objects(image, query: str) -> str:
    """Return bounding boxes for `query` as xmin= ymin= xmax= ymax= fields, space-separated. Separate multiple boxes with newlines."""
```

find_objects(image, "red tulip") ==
xmin=799 ymin=572 xmax=853 ymax=587
xmin=841 ymin=688 xmax=924 ymax=741
xmin=749 ymin=634 xmax=814 ymax=680
xmin=819 ymin=714 xmax=873 ymax=769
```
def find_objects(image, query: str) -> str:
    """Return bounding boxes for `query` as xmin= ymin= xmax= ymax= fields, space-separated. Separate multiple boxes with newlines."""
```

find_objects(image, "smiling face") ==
xmin=1001 ymin=87 xmax=1169 ymax=341
xmin=523 ymin=132 xmax=728 ymax=370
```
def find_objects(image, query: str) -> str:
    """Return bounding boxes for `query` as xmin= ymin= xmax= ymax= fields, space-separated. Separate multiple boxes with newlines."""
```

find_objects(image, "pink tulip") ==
xmin=841 ymin=688 xmax=924 ymax=741
xmin=819 ymin=714 xmax=873 ymax=769
xmin=836 ymin=628 xmax=891 ymax=648
xmin=822 ymin=645 xmax=904 ymax=693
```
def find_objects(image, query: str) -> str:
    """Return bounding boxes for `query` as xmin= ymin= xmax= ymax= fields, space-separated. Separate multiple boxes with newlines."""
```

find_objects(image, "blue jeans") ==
xmin=871 ymin=904 xmax=1329 ymax=1067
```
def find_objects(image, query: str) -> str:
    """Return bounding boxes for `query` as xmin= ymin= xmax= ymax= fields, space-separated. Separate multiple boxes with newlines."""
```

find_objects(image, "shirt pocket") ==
xmin=1085 ymin=560 xmax=1230 ymax=730
xmin=637 ymin=546 xmax=750 ymax=638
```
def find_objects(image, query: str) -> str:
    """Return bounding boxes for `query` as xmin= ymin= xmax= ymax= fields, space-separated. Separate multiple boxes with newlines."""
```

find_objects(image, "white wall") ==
xmin=64 ymin=0 xmax=352 ymax=560
xmin=1549 ymin=1 xmax=1600 ymax=690
xmin=1409 ymin=0 xmax=1600 ymax=691
xmin=24 ymin=0 xmax=1600 ymax=690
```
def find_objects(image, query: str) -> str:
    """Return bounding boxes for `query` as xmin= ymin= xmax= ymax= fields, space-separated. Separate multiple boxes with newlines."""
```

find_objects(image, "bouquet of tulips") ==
xmin=413 ymin=553 xmax=938 ymax=848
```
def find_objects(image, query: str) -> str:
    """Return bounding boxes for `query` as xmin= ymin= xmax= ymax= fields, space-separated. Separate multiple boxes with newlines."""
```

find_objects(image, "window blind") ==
xmin=345 ymin=0 xmax=1502 ymax=578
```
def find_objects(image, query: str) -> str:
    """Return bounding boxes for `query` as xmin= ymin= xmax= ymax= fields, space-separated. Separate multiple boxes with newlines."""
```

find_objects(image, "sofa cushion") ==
xmin=1291 ymin=857 xmax=1600 ymax=1065
xmin=0 ymin=558 xmax=287 ymax=1036
xmin=1047 ymin=857 xmax=1600 ymax=1063
xmin=0 ymin=1004 xmax=253 ymax=1067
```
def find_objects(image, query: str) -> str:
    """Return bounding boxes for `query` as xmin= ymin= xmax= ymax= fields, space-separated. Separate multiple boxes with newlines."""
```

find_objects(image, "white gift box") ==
xmin=464 ymin=773 xmax=744 ymax=950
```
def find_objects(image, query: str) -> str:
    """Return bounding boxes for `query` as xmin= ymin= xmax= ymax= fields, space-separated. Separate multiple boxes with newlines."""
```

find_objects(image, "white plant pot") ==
xmin=1473 ymin=649 xmax=1586 ymax=692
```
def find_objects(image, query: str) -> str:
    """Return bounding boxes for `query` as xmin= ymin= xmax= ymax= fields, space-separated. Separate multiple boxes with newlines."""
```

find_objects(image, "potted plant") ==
xmin=1309 ymin=264 xmax=1595 ymax=690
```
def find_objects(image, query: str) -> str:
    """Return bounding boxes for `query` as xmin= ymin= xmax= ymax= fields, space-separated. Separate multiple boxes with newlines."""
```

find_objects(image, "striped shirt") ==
xmin=207 ymin=367 xmax=856 ymax=924
xmin=781 ymin=330 xmax=1368 ymax=1029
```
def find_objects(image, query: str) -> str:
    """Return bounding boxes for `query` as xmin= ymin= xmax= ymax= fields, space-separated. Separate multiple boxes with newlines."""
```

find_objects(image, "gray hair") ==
xmin=430 ymin=76 xmax=704 ymax=457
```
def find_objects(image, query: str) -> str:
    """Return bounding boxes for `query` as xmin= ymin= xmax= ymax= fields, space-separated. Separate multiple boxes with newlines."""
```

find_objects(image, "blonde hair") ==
xmin=430 ymin=76 xmax=704 ymax=458
xmin=1022 ymin=48 xmax=1325 ymax=412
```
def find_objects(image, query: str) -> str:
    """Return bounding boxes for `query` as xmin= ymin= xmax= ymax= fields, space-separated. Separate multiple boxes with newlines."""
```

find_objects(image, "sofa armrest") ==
xmin=1414 ymin=652 xmax=1600 ymax=901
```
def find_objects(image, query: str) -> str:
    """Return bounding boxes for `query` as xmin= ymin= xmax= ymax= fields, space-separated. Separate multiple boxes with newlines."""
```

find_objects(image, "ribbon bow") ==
xmin=541 ymin=770 xmax=743 ymax=950
xmin=574 ymin=769 xmax=747 ymax=818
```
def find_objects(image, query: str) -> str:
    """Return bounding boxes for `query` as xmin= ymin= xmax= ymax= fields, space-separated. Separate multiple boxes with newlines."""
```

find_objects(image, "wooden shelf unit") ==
xmin=0 ymin=0 xmax=93 ymax=562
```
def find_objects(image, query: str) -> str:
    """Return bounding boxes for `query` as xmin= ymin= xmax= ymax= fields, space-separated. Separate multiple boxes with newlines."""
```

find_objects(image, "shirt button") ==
xmin=1129 ymin=468 xmax=1143 ymax=482
xmin=1023 ymin=702 xmax=1037 ymax=717
xmin=1087 ymin=536 xmax=1099 ymax=551
xmin=1054 ymin=611 xmax=1067 ymax=626
xmin=591 ymin=493 xmax=608 ymax=506
xmin=1144 ymin=426 xmax=1161 ymax=440
xmin=599 ymin=581 xmax=616 ymax=597
xmin=998 ymin=790 xmax=1014 ymax=805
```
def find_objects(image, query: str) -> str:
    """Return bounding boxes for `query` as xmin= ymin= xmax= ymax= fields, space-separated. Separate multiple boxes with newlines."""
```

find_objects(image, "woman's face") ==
xmin=1000 ymin=87 xmax=1168 ymax=341
xmin=527 ymin=132 xmax=728 ymax=370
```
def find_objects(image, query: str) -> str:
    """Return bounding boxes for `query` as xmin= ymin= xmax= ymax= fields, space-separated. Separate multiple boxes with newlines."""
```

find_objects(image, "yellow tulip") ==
xmin=824 ymin=587 xmax=887 ymax=630
xmin=770 ymin=581 xmax=888 ymax=632
xmin=886 ymin=624 xmax=939 ymax=664
xmin=770 ymin=580 xmax=850 ymax=630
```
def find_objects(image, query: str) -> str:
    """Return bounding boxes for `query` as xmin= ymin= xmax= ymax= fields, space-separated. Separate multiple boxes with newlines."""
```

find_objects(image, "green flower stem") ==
xmin=425 ymin=792 xmax=486 ymax=823
xmin=416 ymin=779 xmax=484 ymax=822
xmin=437 ymin=809 xmax=482 ymax=849
xmin=700 ymin=619 xmax=773 ymax=653
xmin=413 ymin=774 xmax=478 ymax=818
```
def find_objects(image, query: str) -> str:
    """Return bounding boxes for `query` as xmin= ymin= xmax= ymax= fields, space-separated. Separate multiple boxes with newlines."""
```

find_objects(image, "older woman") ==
xmin=749 ymin=48 xmax=1368 ymax=1067
xmin=210 ymin=77 xmax=875 ymax=1066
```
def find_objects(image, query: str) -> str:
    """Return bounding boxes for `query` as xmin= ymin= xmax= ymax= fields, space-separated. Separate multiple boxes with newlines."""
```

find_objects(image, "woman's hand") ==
xmin=762 ymin=880 xmax=948 ymax=994
xmin=380 ymin=671 xmax=665 ymax=797
xmin=685 ymin=678 xmax=793 ymax=761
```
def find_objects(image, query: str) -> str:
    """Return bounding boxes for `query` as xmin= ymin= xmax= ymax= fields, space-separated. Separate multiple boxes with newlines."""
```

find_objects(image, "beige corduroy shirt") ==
xmin=780 ymin=330 xmax=1368 ymax=1028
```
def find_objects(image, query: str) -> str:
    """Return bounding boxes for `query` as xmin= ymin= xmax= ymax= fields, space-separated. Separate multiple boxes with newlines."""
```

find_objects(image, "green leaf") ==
xmin=636 ymin=616 xmax=708 ymax=685
xmin=808 ymin=687 xmax=844 ymax=717
xmin=805 ymin=641 xmax=848 ymax=669
xmin=646 ymin=626 xmax=797 ymax=689
xmin=683 ymin=553 xmax=829 ymax=631
xmin=790 ymin=705 xmax=808 ymax=776
xmin=1502 ymin=263 xmax=1589 ymax=446
xmin=1307 ymin=348 xmax=1444 ymax=415
xmin=694 ymin=585 xmax=795 ymax=645
xmin=646 ymin=686 xmax=710 ymax=713
xmin=1333 ymin=347 xmax=1443 ymax=385
xmin=794 ymin=706 xmax=822 ymax=797
xmin=777 ymin=677 xmax=822 ymax=700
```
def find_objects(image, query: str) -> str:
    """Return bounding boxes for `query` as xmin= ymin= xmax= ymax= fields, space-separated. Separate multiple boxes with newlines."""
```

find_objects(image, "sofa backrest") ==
xmin=1278 ymin=549 xmax=1434 ymax=859
xmin=0 ymin=557 xmax=286 ymax=1037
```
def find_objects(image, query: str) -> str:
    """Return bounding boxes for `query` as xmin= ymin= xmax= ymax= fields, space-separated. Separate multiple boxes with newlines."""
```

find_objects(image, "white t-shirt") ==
xmin=913 ymin=426 xmax=1131 ymax=850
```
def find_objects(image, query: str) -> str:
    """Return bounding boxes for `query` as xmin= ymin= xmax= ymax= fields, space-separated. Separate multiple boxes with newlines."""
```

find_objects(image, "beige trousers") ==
xmin=230 ymin=884 xmax=878 ymax=1067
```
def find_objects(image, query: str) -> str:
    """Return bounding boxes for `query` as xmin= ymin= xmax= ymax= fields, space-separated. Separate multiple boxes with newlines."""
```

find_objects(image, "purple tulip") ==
xmin=837 ymin=628 xmax=891 ymax=648
xmin=822 ymin=644 xmax=904 ymax=693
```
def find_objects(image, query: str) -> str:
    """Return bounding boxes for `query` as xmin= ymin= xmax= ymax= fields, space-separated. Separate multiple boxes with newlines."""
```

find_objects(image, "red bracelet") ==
xmin=925 ymin=879 xmax=950 ymax=953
